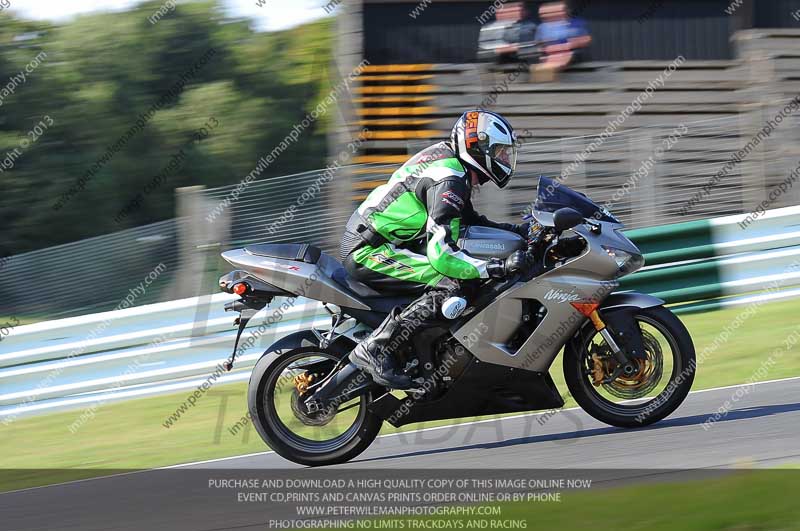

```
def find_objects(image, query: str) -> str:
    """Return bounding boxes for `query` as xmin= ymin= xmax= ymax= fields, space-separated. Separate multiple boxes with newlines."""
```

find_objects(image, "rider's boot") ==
xmin=348 ymin=308 xmax=413 ymax=390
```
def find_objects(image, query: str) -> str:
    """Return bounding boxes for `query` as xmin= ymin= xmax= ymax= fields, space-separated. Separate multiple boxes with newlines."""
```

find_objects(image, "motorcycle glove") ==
xmin=487 ymin=250 xmax=526 ymax=279
xmin=513 ymin=222 xmax=531 ymax=239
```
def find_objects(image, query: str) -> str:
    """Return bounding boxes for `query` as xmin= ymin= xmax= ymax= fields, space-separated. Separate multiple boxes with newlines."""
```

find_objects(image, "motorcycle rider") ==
xmin=340 ymin=110 xmax=529 ymax=389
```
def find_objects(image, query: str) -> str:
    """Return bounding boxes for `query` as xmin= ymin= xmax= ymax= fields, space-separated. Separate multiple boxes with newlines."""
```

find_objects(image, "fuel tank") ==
xmin=457 ymin=226 xmax=524 ymax=259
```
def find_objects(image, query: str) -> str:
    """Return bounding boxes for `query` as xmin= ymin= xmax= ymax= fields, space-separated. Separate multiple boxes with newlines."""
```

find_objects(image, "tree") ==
xmin=0 ymin=2 xmax=334 ymax=254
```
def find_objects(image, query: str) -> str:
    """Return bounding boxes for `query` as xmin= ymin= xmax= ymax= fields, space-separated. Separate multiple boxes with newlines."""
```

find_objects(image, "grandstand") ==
xmin=333 ymin=0 xmax=800 ymax=229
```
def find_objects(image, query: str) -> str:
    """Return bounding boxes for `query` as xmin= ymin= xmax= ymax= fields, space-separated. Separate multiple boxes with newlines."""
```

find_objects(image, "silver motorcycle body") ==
xmin=454 ymin=216 xmax=641 ymax=373
xmin=219 ymin=177 xmax=694 ymax=466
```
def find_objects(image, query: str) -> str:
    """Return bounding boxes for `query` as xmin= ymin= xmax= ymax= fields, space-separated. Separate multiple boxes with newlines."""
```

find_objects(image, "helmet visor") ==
xmin=491 ymin=143 xmax=517 ymax=174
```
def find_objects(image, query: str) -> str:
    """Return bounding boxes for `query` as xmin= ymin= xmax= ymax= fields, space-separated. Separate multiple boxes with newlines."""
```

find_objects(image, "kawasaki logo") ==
xmin=543 ymin=288 xmax=580 ymax=303
xmin=472 ymin=242 xmax=505 ymax=250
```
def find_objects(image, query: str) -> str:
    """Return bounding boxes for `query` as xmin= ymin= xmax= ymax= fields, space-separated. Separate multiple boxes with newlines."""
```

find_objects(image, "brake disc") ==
xmin=601 ymin=329 xmax=664 ymax=400
xmin=290 ymin=387 xmax=338 ymax=427
xmin=287 ymin=371 xmax=339 ymax=427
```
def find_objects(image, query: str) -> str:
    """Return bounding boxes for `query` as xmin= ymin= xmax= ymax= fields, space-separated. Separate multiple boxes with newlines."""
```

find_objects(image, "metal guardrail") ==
xmin=0 ymin=293 xmax=330 ymax=421
xmin=3 ymin=205 xmax=800 ymax=421
xmin=622 ymin=205 xmax=800 ymax=312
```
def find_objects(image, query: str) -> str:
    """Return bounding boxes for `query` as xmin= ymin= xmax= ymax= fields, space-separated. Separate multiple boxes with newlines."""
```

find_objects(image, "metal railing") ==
xmin=622 ymin=205 xmax=800 ymax=311
xmin=0 ymin=219 xmax=181 ymax=321
xmin=0 ymin=293 xmax=329 ymax=421
xmin=196 ymin=168 xmax=351 ymax=256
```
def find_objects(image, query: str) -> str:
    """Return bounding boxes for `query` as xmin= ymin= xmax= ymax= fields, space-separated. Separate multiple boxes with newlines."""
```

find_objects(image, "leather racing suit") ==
xmin=341 ymin=141 xmax=526 ymax=389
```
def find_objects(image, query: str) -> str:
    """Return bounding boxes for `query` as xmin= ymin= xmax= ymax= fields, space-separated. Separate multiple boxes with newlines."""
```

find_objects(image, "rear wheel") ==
xmin=564 ymin=306 xmax=695 ymax=428
xmin=248 ymin=346 xmax=382 ymax=466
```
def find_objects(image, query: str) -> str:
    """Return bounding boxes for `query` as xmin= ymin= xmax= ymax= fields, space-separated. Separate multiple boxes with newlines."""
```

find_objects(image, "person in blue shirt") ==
xmin=532 ymin=1 xmax=592 ymax=81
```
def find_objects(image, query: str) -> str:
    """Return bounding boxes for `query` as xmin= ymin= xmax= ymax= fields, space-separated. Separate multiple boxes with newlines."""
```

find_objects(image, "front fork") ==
xmin=588 ymin=310 xmax=627 ymax=364
xmin=585 ymin=308 xmax=643 ymax=383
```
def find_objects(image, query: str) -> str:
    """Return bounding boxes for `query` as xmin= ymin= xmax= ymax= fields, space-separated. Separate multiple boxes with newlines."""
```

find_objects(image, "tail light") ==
xmin=232 ymin=283 xmax=248 ymax=295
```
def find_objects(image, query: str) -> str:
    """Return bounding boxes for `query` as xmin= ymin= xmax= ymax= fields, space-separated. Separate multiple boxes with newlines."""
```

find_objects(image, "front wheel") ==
xmin=248 ymin=346 xmax=383 ymax=466
xmin=564 ymin=305 xmax=695 ymax=428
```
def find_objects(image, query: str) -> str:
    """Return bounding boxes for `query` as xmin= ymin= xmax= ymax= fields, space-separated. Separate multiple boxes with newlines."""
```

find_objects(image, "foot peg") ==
xmin=405 ymin=378 xmax=427 ymax=398
xmin=403 ymin=359 xmax=419 ymax=373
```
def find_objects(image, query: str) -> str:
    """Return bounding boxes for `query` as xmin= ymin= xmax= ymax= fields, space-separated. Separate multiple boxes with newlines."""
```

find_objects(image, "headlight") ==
xmin=602 ymin=246 xmax=645 ymax=276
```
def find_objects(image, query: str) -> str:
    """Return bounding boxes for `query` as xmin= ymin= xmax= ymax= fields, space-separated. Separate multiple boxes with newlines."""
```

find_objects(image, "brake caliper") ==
xmin=589 ymin=344 xmax=616 ymax=387
xmin=590 ymin=353 xmax=606 ymax=386
xmin=294 ymin=372 xmax=314 ymax=394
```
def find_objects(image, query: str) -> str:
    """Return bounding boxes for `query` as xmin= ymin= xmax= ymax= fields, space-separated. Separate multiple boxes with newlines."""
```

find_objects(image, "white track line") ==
xmin=4 ymin=375 xmax=800 ymax=496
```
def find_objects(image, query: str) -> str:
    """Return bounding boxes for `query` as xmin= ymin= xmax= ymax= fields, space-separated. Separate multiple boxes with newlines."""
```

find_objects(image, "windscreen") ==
xmin=533 ymin=176 xmax=620 ymax=223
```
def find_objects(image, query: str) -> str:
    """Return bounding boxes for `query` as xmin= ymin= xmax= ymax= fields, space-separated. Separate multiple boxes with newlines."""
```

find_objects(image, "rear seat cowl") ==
xmin=244 ymin=243 xmax=322 ymax=264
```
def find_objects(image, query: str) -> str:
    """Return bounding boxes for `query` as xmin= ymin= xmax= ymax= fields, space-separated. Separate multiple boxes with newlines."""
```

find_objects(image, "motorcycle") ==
xmin=218 ymin=176 xmax=695 ymax=466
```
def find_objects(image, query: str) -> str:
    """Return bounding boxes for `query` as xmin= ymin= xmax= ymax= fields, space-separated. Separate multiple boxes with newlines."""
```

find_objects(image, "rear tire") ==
xmin=564 ymin=305 xmax=695 ymax=428
xmin=248 ymin=346 xmax=383 ymax=466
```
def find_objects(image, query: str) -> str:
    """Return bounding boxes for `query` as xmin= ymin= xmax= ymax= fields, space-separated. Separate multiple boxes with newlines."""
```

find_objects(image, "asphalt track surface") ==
xmin=193 ymin=376 xmax=800 ymax=470
xmin=4 ymin=377 xmax=800 ymax=530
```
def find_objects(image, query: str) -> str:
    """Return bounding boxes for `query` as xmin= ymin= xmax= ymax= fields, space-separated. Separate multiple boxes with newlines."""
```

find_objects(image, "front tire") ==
xmin=248 ymin=346 xmax=383 ymax=466
xmin=564 ymin=305 xmax=695 ymax=428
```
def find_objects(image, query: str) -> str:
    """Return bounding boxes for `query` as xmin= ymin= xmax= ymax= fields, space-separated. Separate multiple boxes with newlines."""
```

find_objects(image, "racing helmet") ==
xmin=450 ymin=110 xmax=518 ymax=188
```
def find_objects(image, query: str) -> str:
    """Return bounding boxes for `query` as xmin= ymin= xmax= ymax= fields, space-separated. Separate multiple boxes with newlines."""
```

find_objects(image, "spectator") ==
xmin=477 ymin=2 xmax=538 ymax=65
xmin=532 ymin=1 xmax=591 ymax=82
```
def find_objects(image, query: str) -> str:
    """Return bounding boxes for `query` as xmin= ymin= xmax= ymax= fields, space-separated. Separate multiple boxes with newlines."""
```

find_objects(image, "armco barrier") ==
xmin=0 ymin=293 xmax=330 ymax=421
xmin=3 ymin=205 xmax=800 ymax=420
xmin=622 ymin=205 xmax=800 ymax=312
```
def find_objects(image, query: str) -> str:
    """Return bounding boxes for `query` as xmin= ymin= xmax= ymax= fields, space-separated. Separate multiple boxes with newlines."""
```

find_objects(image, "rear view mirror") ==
xmin=553 ymin=207 xmax=584 ymax=233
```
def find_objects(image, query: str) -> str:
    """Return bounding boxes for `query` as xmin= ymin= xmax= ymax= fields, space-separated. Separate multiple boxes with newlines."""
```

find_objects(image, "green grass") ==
xmin=507 ymin=471 xmax=800 ymax=530
xmin=319 ymin=471 xmax=800 ymax=531
xmin=0 ymin=315 xmax=41 ymax=326
xmin=3 ymin=297 xmax=800 ymax=491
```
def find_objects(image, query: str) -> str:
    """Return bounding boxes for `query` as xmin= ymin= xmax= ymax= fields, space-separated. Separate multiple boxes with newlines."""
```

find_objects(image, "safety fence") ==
xmin=0 ymin=219 xmax=182 ymax=320
xmin=2 ymin=205 xmax=800 ymax=421
xmin=473 ymin=106 xmax=800 ymax=231
xmin=0 ymin=168 xmax=351 ymax=322
xmin=198 ymin=168 xmax=346 ymax=255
